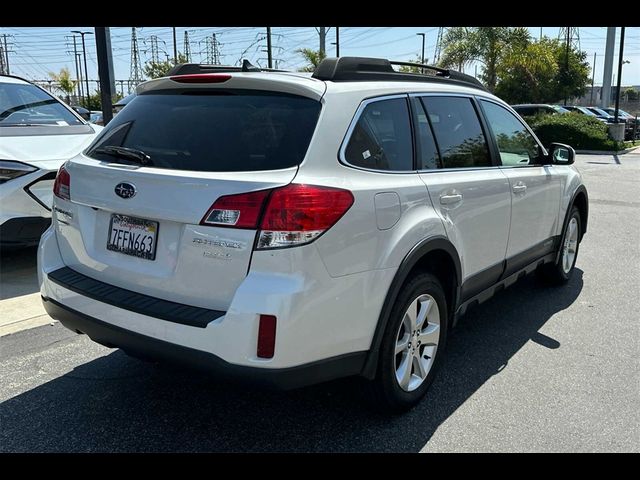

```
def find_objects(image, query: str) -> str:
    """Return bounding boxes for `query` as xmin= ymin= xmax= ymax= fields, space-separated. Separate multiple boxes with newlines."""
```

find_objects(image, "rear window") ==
xmin=87 ymin=90 xmax=321 ymax=172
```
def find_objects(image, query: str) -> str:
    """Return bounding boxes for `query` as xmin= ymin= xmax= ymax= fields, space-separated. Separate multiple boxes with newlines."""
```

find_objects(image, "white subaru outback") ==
xmin=38 ymin=57 xmax=588 ymax=411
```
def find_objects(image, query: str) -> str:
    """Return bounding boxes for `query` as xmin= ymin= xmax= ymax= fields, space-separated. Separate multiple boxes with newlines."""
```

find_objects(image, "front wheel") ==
xmin=538 ymin=206 xmax=581 ymax=284
xmin=369 ymin=272 xmax=448 ymax=413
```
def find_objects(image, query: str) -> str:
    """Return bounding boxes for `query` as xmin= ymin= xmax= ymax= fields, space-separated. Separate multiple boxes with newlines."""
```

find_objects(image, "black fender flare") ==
xmin=361 ymin=236 xmax=462 ymax=379
xmin=555 ymin=185 xmax=589 ymax=264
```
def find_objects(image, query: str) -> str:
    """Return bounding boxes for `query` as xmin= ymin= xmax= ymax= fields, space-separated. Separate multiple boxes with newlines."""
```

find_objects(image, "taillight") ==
xmin=200 ymin=189 xmax=271 ymax=228
xmin=199 ymin=184 xmax=354 ymax=249
xmin=170 ymin=73 xmax=232 ymax=83
xmin=53 ymin=164 xmax=70 ymax=201
xmin=257 ymin=184 xmax=354 ymax=249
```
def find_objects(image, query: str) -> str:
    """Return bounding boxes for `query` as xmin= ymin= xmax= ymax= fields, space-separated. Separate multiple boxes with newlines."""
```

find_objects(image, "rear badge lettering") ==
xmin=192 ymin=237 xmax=243 ymax=249
xmin=203 ymin=250 xmax=232 ymax=260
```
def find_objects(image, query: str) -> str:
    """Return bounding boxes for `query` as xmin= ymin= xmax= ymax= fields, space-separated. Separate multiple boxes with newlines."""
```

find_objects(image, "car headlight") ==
xmin=0 ymin=160 xmax=38 ymax=184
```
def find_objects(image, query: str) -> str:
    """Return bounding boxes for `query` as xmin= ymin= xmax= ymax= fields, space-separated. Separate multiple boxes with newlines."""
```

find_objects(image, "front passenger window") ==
xmin=480 ymin=100 xmax=541 ymax=166
xmin=420 ymin=96 xmax=491 ymax=169
xmin=344 ymin=98 xmax=413 ymax=171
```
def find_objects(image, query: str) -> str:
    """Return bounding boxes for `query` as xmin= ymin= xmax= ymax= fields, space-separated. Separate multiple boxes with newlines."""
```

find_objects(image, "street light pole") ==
xmin=417 ymin=33 xmax=426 ymax=74
xmin=72 ymin=30 xmax=93 ymax=108
xmin=614 ymin=27 xmax=626 ymax=123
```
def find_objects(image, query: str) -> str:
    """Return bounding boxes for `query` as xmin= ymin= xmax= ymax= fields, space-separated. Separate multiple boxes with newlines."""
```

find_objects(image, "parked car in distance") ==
xmin=0 ymin=74 xmax=103 ymax=248
xmin=584 ymin=106 xmax=625 ymax=124
xmin=511 ymin=104 xmax=569 ymax=116
xmin=562 ymin=105 xmax=607 ymax=122
xmin=90 ymin=110 xmax=104 ymax=126
xmin=39 ymin=58 xmax=588 ymax=412
xmin=113 ymin=93 xmax=135 ymax=114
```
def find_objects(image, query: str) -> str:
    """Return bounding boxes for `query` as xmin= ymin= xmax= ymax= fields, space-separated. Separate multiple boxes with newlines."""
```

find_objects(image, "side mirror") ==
xmin=548 ymin=142 xmax=575 ymax=165
xmin=72 ymin=106 xmax=91 ymax=121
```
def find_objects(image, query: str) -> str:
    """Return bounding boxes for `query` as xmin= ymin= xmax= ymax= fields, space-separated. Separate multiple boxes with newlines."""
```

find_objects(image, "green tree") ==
xmin=438 ymin=27 xmax=530 ymax=92
xmin=143 ymin=53 xmax=189 ymax=79
xmin=495 ymin=38 xmax=559 ymax=104
xmin=398 ymin=55 xmax=425 ymax=73
xmin=296 ymin=48 xmax=326 ymax=72
xmin=554 ymin=41 xmax=590 ymax=103
xmin=48 ymin=68 xmax=76 ymax=102
xmin=623 ymin=87 xmax=639 ymax=101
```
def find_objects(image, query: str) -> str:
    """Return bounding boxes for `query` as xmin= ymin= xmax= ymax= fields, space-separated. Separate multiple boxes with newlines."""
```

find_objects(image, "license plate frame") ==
xmin=106 ymin=213 xmax=159 ymax=261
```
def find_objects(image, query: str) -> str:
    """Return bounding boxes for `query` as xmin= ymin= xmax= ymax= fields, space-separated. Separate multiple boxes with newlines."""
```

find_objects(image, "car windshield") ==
xmin=0 ymin=82 xmax=83 ymax=126
xmin=552 ymin=106 xmax=570 ymax=113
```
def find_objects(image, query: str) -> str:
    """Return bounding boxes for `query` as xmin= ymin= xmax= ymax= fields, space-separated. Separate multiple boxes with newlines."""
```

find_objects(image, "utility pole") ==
xmin=95 ymin=27 xmax=115 ymax=125
xmin=128 ymin=27 xmax=144 ymax=92
xmin=590 ymin=52 xmax=597 ymax=105
xmin=540 ymin=27 xmax=543 ymax=40
xmin=335 ymin=27 xmax=340 ymax=57
xmin=212 ymin=34 xmax=221 ymax=64
xmin=614 ymin=27 xmax=626 ymax=123
xmin=319 ymin=27 xmax=326 ymax=56
xmin=434 ymin=27 xmax=444 ymax=64
xmin=0 ymin=34 xmax=11 ymax=74
xmin=76 ymin=53 xmax=84 ymax=100
xmin=183 ymin=31 xmax=191 ymax=62
xmin=72 ymin=30 xmax=93 ymax=107
xmin=71 ymin=36 xmax=82 ymax=99
xmin=563 ymin=27 xmax=570 ymax=105
xmin=266 ymin=27 xmax=272 ymax=69
xmin=172 ymin=27 xmax=178 ymax=64
xmin=149 ymin=35 xmax=160 ymax=63
xmin=601 ymin=27 xmax=616 ymax=108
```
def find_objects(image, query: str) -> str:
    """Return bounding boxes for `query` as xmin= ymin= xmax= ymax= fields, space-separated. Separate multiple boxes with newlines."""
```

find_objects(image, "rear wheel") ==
xmin=369 ymin=272 xmax=448 ymax=412
xmin=538 ymin=206 xmax=581 ymax=284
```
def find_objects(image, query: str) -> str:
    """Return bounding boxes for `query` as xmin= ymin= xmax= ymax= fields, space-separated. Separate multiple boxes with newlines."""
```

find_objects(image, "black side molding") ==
xmin=47 ymin=267 xmax=225 ymax=328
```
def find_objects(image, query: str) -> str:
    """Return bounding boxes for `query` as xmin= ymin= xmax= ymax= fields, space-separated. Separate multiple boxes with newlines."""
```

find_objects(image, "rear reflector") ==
xmin=200 ymin=189 xmax=271 ymax=228
xmin=257 ymin=314 xmax=277 ymax=359
xmin=53 ymin=164 xmax=71 ymax=201
xmin=169 ymin=73 xmax=232 ymax=83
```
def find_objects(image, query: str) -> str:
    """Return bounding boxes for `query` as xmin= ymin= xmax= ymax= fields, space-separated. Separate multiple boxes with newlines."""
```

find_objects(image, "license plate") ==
xmin=106 ymin=214 xmax=158 ymax=260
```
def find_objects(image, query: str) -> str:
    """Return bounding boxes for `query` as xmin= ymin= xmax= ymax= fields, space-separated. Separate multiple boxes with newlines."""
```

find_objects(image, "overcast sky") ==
xmin=3 ymin=27 xmax=639 ymax=92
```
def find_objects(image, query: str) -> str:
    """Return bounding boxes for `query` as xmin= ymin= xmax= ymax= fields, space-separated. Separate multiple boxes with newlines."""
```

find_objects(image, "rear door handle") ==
xmin=439 ymin=193 xmax=463 ymax=205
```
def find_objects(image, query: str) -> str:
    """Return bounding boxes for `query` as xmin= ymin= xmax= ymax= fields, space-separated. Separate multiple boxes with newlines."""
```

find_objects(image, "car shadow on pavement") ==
xmin=0 ymin=270 xmax=583 ymax=452
xmin=0 ymin=246 xmax=39 ymax=300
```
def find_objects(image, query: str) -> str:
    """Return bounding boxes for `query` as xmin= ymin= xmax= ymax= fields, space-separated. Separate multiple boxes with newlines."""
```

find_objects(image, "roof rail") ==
xmin=167 ymin=59 xmax=289 ymax=76
xmin=312 ymin=57 xmax=486 ymax=91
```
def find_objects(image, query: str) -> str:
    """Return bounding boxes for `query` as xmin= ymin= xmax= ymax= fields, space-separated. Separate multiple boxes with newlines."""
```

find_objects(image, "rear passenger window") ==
xmin=344 ymin=98 xmax=413 ymax=171
xmin=420 ymin=97 xmax=491 ymax=169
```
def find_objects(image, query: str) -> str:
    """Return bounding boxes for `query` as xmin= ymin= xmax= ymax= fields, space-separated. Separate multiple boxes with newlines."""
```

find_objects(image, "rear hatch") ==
xmin=54 ymin=73 xmax=324 ymax=311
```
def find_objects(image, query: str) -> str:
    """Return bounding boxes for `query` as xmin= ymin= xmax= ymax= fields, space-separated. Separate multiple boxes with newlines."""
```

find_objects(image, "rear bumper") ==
xmin=42 ymin=296 xmax=366 ymax=390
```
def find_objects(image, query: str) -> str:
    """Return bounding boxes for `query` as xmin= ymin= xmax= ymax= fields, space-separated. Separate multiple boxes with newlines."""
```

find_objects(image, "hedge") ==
xmin=524 ymin=112 xmax=623 ymax=151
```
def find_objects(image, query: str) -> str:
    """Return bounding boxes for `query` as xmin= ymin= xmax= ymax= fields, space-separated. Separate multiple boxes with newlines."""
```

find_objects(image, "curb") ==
xmin=576 ymin=145 xmax=640 ymax=155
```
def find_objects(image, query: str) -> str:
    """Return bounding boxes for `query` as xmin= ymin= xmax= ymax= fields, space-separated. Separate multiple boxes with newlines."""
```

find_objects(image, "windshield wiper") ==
xmin=93 ymin=146 xmax=153 ymax=166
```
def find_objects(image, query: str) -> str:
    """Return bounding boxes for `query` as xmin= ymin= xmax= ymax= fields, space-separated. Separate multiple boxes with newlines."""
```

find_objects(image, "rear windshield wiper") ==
xmin=92 ymin=146 xmax=153 ymax=166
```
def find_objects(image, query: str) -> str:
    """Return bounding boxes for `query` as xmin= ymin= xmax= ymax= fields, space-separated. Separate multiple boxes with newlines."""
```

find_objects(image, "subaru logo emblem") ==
xmin=115 ymin=182 xmax=136 ymax=199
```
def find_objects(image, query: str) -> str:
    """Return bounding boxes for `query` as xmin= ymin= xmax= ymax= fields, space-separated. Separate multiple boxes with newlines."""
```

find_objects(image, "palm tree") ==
xmin=438 ymin=27 xmax=530 ymax=92
xmin=297 ymin=48 xmax=326 ymax=72
xmin=49 ymin=68 xmax=76 ymax=102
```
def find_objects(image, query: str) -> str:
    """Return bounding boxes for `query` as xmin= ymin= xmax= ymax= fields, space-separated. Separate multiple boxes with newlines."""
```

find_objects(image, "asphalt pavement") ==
xmin=0 ymin=152 xmax=638 ymax=452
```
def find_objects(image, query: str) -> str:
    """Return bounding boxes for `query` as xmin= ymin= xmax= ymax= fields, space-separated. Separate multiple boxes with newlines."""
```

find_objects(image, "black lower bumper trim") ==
xmin=42 ymin=296 xmax=366 ymax=390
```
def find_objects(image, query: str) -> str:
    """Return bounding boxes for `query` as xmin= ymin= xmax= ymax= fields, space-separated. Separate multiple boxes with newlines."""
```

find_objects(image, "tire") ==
xmin=368 ymin=272 xmax=448 ymax=413
xmin=537 ymin=206 xmax=581 ymax=285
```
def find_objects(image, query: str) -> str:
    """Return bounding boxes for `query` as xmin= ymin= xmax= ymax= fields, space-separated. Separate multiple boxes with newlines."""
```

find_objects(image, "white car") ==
xmin=0 ymin=75 xmax=102 ymax=247
xmin=38 ymin=58 xmax=588 ymax=411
